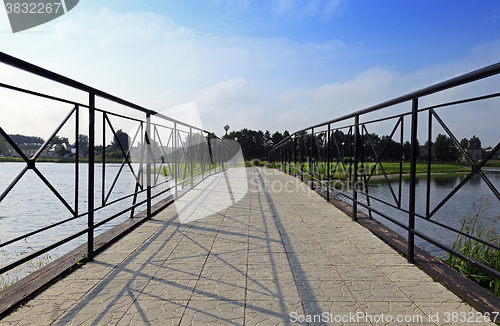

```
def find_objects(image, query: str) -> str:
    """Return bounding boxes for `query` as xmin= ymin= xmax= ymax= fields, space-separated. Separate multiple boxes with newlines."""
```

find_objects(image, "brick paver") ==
xmin=2 ymin=168 xmax=493 ymax=325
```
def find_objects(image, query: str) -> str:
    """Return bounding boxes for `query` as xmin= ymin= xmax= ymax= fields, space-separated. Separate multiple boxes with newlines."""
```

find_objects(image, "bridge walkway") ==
xmin=2 ymin=168 xmax=490 ymax=325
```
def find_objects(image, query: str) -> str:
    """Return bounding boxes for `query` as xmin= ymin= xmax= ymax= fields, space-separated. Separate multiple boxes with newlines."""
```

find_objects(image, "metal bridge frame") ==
xmin=269 ymin=60 xmax=500 ymax=280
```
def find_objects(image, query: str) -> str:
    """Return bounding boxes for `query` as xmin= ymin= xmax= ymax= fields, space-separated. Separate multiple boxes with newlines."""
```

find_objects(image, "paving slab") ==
xmin=2 ymin=167 xmax=494 ymax=325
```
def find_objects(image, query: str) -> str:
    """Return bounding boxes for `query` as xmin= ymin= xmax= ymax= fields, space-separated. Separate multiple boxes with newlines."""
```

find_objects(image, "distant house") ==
xmin=419 ymin=145 xmax=434 ymax=157
xmin=463 ymin=148 xmax=482 ymax=162
xmin=48 ymin=143 xmax=83 ymax=158
xmin=6 ymin=144 xmax=50 ymax=158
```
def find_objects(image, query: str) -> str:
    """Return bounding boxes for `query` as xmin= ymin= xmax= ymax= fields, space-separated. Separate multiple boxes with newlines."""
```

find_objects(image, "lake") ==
xmin=1 ymin=162 xmax=499 ymax=275
xmin=329 ymin=167 xmax=500 ymax=257
xmin=0 ymin=162 xmax=172 ymax=273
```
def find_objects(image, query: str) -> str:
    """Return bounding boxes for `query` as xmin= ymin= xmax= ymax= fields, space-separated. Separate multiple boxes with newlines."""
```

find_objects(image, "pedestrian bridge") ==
xmin=2 ymin=168 xmax=491 ymax=325
xmin=2 ymin=51 xmax=500 ymax=325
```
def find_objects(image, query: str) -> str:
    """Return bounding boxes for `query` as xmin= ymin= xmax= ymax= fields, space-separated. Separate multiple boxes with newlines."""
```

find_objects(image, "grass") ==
xmin=443 ymin=198 xmax=500 ymax=296
xmin=0 ymin=156 xmax=126 ymax=163
xmin=283 ymin=161 xmax=470 ymax=180
xmin=0 ymin=252 xmax=56 ymax=291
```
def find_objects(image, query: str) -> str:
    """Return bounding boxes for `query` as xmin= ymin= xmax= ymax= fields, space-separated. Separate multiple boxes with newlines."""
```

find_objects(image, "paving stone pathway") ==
xmin=2 ymin=168 xmax=493 ymax=325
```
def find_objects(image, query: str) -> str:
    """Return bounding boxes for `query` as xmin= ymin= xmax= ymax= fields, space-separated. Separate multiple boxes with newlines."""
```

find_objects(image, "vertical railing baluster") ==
xmin=102 ymin=112 xmax=106 ymax=207
xmin=426 ymin=109 xmax=432 ymax=218
xmin=153 ymin=125 xmax=156 ymax=187
xmin=174 ymin=122 xmax=178 ymax=200
xmin=327 ymin=123 xmax=331 ymax=202
xmin=207 ymin=134 xmax=212 ymax=177
xmin=88 ymin=93 xmax=95 ymax=260
xmin=293 ymin=137 xmax=297 ymax=177
xmin=146 ymin=113 xmax=151 ymax=219
xmin=409 ymin=98 xmax=419 ymax=263
xmin=311 ymin=128 xmax=314 ymax=190
xmin=399 ymin=116 xmax=403 ymax=207
xmin=75 ymin=105 xmax=79 ymax=219
xmin=353 ymin=115 xmax=359 ymax=222
xmin=190 ymin=127 xmax=194 ymax=189
xmin=301 ymin=134 xmax=304 ymax=182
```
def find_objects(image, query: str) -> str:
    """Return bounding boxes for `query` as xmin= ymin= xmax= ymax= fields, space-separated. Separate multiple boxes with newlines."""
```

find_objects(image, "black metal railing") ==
xmin=269 ymin=61 xmax=500 ymax=279
xmin=0 ymin=52 xmax=227 ymax=277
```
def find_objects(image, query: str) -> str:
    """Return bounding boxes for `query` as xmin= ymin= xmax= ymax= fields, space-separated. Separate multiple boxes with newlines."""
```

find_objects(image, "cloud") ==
xmin=273 ymin=0 xmax=345 ymax=19
xmin=1 ymin=6 xmax=499 ymax=148
xmin=190 ymin=38 xmax=500 ymax=148
xmin=211 ymin=0 xmax=346 ymax=19
xmin=0 ymin=7 xmax=350 ymax=137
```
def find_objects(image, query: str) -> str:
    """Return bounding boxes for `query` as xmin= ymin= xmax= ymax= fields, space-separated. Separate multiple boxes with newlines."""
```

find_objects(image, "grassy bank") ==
xmin=283 ymin=162 xmax=471 ymax=180
xmin=443 ymin=198 xmax=500 ymax=297
xmin=0 ymin=157 xmax=127 ymax=164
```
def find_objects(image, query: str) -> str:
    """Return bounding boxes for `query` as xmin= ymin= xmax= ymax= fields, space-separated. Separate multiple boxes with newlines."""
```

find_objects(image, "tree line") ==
xmin=0 ymin=131 xmax=130 ymax=159
xmin=224 ymin=129 xmax=290 ymax=160
xmin=1 ymin=129 xmax=495 ymax=163
xmin=263 ymin=130 xmax=490 ymax=163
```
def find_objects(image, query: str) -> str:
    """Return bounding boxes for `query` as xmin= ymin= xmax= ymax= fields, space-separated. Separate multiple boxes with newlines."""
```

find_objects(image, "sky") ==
xmin=1 ymin=0 xmax=500 ymax=146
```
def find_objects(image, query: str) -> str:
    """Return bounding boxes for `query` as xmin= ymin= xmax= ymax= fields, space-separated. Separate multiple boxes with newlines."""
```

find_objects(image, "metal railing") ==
xmin=269 ymin=61 xmax=500 ymax=279
xmin=0 ymin=52 xmax=227 ymax=276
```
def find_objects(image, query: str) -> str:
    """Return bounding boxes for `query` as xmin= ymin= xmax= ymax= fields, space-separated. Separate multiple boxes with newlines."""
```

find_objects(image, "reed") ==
xmin=443 ymin=198 xmax=500 ymax=296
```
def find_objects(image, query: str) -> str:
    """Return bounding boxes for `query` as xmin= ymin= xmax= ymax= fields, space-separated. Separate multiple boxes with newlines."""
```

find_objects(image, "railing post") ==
xmin=353 ymin=115 xmax=359 ymax=222
xmin=291 ymin=137 xmax=295 ymax=177
xmin=327 ymin=123 xmax=331 ymax=202
xmin=88 ymin=93 xmax=95 ymax=260
xmin=300 ymin=134 xmax=304 ymax=182
xmin=408 ymin=98 xmax=419 ymax=263
xmin=174 ymin=122 xmax=178 ymax=200
xmin=102 ymin=112 xmax=106 ymax=207
xmin=75 ymin=105 xmax=79 ymax=219
xmin=311 ymin=128 xmax=314 ymax=190
xmin=190 ymin=127 xmax=194 ymax=189
xmin=146 ymin=112 xmax=151 ymax=219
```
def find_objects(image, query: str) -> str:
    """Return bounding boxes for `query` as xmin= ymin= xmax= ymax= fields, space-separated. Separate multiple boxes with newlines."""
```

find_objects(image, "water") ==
xmin=1 ymin=162 xmax=499 ymax=273
xmin=0 ymin=162 xmax=172 ymax=273
xmin=331 ymin=168 xmax=500 ymax=257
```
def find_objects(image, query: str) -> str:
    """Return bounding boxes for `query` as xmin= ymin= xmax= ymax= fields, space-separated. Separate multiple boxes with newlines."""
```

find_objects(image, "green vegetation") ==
xmin=484 ymin=160 xmax=500 ymax=167
xmin=443 ymin=198 xmax=500 ymax=296
xmin=225 ymin=129 xmax=290 ymax=160
xmin=283 ymin=161 xmax=470 ymax=180
xmin=0 ymin=157 xmax=128 ymax=163
xmin=0 ymin=251 xmax=55 ymax=291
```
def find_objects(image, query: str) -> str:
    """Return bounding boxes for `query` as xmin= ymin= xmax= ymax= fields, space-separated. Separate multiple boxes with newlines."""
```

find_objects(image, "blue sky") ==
xmin=1 ymin=0 xmax=500 ymax=144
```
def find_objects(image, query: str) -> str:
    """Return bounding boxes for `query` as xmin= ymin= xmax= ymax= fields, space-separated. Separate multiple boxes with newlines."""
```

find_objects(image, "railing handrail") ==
xmin=268 ymin=60 xmax=500 ymax=287
xmin=0 ymin=52 xmax=230 ymax=280
xmin=0 ymin=51 xmax=212 ymax=135
xmin=272 ymin=60 xmax=500 ymax=150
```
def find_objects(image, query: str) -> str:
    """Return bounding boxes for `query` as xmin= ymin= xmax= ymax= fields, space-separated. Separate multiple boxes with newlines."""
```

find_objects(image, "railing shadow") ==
xmin=48 ymin=168 xmax=316 ymax=325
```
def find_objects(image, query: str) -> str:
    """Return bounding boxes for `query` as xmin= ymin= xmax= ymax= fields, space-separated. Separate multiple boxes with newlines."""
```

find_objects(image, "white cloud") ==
xmin=273 ymin=0 xmax=345 ymax=19
xmin=1 ymin=6 xmax=499 ymax=148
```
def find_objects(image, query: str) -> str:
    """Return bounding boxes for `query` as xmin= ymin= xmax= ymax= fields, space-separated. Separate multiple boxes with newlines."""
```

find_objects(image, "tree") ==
xmin=49 ymin=136 xmax=69 ymax=146
xmin=0 ymin=137 xmax=7 ymax=155
xmin=263 ymin=131 xmax=272 ymax=153
xmin=8 ymin=134 xmax=44 ymax=145
xmin=402 ymin=140 xmax=420 ymax=161
xmin=460 ymin=138 xmax=469 ymax=149
xmin=111 ymin=130 xmax=130 ymax=153
xmin=434 ymin=134 xmax=460 ymax=162
xmin=380 ymin=135 xmax=400 ymax=160
xmin=55 ymin=145 xmax=71 ymax=158
xmin=469 ymin=135 xmax=481 ymax=149
xmin=75 ymin=134 xmax=89 ymax=156
xmin=271 ymin=131 xmax=284 ymax=147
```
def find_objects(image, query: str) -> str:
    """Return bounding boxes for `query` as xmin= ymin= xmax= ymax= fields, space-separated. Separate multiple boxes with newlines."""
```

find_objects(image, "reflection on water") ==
xmin=333 ymin=169 xmax=500 ymax=257
xmin=0 ymin=162 xmax=171 ymax=271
